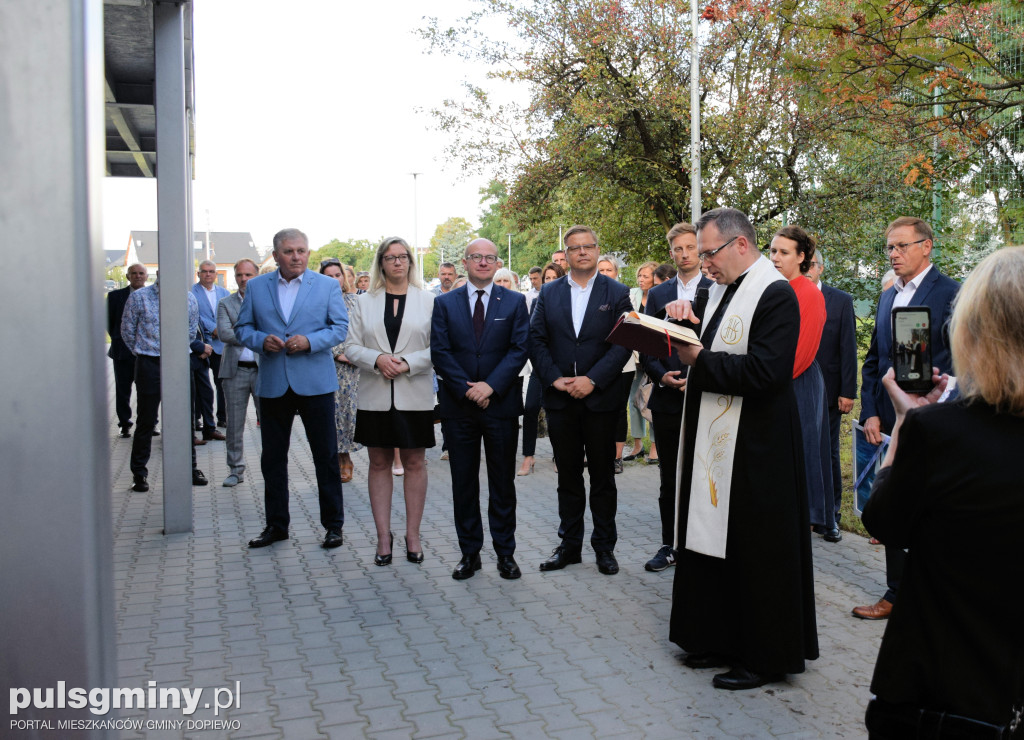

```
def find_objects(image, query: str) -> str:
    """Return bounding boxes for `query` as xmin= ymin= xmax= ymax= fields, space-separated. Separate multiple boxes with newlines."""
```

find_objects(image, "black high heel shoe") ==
xmin=375 ymin=532 xmax=394 ymax=566
xmin=406 ymin=536 xmax=424 ymax=564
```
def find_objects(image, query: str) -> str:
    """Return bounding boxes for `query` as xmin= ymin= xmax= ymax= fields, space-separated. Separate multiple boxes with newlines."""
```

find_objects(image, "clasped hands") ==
xmin=553 ymin=376 xmax=594 ymax=399
xmin=375 ymin=354 xmax=410 ymax=379
xmin=465 ymin=381 xmax=493 ymax=409
xmin=264 ymin=334 xmax=310 ymax=354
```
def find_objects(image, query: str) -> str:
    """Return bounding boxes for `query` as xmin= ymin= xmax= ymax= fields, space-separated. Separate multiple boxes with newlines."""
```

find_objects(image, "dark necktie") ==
xmin=701 ymin=274 xmax=746 ymax=348
xmin=473 ymin=289 xmax=485 ymax=341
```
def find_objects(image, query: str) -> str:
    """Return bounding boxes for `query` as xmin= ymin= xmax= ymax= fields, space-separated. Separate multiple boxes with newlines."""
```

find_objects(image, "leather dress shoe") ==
xmin=683 ymin=652 xmax=728 ymax=670
xmin=823 ymin=526 xmax=842 ymax=542
xmin=452 ymin=553 xmax=482 ymax=580
xmin=852 ymin=598 xmax=893 ymax=620
xmin=712 ymin=667 xmax=783 ymax=690
xmin=222 ymin=474 xmax=242 ymax=487
xmin=595 ymin=550 xmax=619 ymax=575
xmin=539 ymin=545 xmax=582 ymax=571
xmin=248 ymin=526 xmax=288 ymax=548
xmin=497 ymin=554 xmax=522 ymax=580
xmin=193 ymin=437 xmax=206 ymax=446
xmin=132 ymin=475 xmax=149 ymax=493
xmin=322 ymin=529 xmax=343 ymax=549
xmin=192 ymin=469 xmax=208 ymax=486
xmin=203 ymin=429 xmax=226 ymax=441
xmin=119 ymin=427 xmax=132 ymax=439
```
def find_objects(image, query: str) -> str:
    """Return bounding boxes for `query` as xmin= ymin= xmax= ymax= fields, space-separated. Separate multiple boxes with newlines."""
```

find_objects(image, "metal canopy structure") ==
xmin=104 ymin=0 xmax=195 ymax=178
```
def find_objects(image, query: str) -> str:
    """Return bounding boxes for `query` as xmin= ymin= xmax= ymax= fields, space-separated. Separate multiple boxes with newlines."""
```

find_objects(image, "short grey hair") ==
xmin=597 ymin=254 xmax=622 ymax=275
xmin=815 ymin=247 xmax=827 ymax=270
xmin=493 ymin=268 xmax=516 ymax=286
xmin=198 ymin=259 xmax=217 ymax=270
xmin=272 ymin=228 xmax=308 ymax=251
xmin=694 ymin=208 xmax=756 ymax=247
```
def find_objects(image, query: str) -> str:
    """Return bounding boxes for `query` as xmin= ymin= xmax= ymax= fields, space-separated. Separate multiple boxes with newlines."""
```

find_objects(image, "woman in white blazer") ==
xmin=347 ymin=237 xmax=435 ymax=566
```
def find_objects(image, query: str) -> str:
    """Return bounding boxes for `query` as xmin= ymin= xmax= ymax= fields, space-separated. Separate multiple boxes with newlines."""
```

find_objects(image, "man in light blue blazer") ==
xmin=191 ymin=260 xmax=231 ymax=435
xmin=235 ymin=228 xmax=349 ymax=550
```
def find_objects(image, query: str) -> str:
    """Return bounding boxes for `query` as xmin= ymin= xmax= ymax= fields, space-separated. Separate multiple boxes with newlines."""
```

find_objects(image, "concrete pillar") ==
xmin=155 ymin=0 xmax=194 ymax=534
xmin=0 ymin=1 xmax=117 ymax=735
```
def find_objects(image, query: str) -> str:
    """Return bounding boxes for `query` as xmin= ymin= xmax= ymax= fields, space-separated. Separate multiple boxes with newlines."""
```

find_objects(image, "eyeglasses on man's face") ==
xmin=698 ymin=235 xmax=738 ymax=263
xmin=382 ymin=254 xmax=410 ymax=264
xmin=466 ymin=253 xmax=499 ymax=264
xmin=884 ymin=238 xmax=928 ymax=256
xmin=565 ymin=243 xmax=598 ymax=254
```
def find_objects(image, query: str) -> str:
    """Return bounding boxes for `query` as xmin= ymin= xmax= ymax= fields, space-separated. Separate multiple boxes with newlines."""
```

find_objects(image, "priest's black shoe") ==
xmin=683 ymin=652 xmax=728 ymax=669
xmin=595 ymin=550 xmax=619 ymax=575
xmin=248 ymin=526 xmax=288 ymax=548
xmin=132 ymin=475 xmax=149 ymax=493
xmin=497 ymin=554 xmax=522 ymax=580
xmin=539 ymin=544 xmax=582 ymax=571
xmin=192 ymin=469 xmax=208 ymax=486
xmin=322 ymin=530 xmax=343 ymax=549
xmin=712 ymin=667 xmax=783 ymax=691
xmin=452 ymin=553 xmax=482 ymax=580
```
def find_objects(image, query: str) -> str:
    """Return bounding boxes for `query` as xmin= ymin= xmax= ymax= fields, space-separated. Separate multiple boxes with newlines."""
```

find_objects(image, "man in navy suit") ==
xmin=108 ymin=263 xmax=149 ymax=437
xmin=808 ymin=248 xmax=857 ymax=540
xmin=853 ymin=216 xmax=959 ymax=620
xmin=431 ymin=238 xmax=530 ymax=581
xmin=640 ymin=222 xmax=713 ymax=572
xmin=235 ymin=228 xmax=349 ymax=550
xmin=191 ymin=260 xmax=230 ymax=438
xmin=530 ymin=225 xmax=633 ymax=575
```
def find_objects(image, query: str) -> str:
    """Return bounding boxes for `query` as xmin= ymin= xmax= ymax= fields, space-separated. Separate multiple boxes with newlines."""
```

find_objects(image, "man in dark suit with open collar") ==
xmin=530 ymin=225 xmax=633 ymax=575
xmin=431 ymin=238 xmax=530 ymax=581
xmin=107 ymin=263 xmax=149 ymax=438
xmin=641 ymin=222 xmax=713 ymax=572
xmin=853 ymin=216 xmax=959 ymax=621
xmin=808 ymin=248 xmax=857 ymax=539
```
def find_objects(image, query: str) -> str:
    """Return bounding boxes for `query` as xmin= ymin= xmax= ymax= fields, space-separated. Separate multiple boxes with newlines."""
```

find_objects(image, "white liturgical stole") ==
xmin=674 ymin=256 xmax=785 ymax=559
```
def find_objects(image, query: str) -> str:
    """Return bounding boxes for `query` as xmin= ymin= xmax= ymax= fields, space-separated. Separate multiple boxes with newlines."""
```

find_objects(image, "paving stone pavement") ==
xmin=105 ymin=366 xmax=889 ymax=739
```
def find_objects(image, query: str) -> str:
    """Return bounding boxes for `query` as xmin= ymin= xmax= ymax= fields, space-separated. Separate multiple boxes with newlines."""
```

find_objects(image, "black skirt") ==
xmin=354 ymin=407 xmax=436 ymax=449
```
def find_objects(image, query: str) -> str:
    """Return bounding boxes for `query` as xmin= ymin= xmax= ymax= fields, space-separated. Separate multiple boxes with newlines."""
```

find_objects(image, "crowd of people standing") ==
xmin=109 ymin=215 xmax=1022 ymax=735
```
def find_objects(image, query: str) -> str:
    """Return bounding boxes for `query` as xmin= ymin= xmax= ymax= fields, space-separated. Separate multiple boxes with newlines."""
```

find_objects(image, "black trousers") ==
xmin=259 ymin=389 xmax=343 ymax=533
xmin=130 ymin=355 xmax=195 ymax=479
xmin=442 ymin=411 xmax=519 ymax=556
xmin=192 ymin=362 xmax=215 ymax=429
xmin=112 ymin=356 xmax=137 ymax=430
xmin=546 ymin=401 xmax=618 ymax=551
xmin=828 ymin=405 xmax=843 ymax=519
xmin=651 ymin=409 xmax=683 ymax=547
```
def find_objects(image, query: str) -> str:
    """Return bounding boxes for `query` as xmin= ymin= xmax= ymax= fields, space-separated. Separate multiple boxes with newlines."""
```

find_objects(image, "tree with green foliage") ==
xmin=309 ymin=238 xmax=379 ymax=273
xmin=424 ymin=217 xmax=478 ymax=277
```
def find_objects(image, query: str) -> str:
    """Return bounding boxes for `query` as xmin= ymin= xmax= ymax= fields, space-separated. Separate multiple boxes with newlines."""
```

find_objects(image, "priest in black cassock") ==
xmin=662 ymin=208 xmax=818 ymax=691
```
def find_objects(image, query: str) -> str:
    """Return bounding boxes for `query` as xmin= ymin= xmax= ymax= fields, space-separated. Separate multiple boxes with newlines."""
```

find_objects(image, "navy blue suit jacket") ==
xmin=860 ymin=267 xmax=959 ymax=432
xmin=107 ymin=286 xmax=134 ymax=361
xmin=816 ymin=283 xmax=858 ymax=408
xmin=431 ymin=284 xmax=530 ymax=419
xmin=640 ymin=275 xmax=713 ymax=414
xmin=191 ymin=282 xmax=231 ymax=354
xmin=529 ymin=273 xmax=633 ymax=413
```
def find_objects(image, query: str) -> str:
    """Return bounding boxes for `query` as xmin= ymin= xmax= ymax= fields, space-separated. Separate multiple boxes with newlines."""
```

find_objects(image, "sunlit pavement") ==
xmin=107 ymin=366 xmax=886 ymax=739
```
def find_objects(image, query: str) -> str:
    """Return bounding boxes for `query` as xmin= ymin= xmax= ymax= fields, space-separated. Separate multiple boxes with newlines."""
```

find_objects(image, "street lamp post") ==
xmin=507 ymin=233 xmax=512 ymax=272
xmin=410 ymin=172 xmax=422 ymax=283
xmin=690 ymin=0 xmax=701 ymax=222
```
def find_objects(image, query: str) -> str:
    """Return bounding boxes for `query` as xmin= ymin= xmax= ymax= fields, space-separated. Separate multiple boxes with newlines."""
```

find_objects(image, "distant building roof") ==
xmin=127 ymin=230 xmax=260 ymax=265
xmin=104 ymin=249 xmax=126 ymax=267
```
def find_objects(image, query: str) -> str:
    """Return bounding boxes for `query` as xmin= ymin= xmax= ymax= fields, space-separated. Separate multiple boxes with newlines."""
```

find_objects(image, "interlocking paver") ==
xmin=106 ymin=364 xmax=883 ymax=738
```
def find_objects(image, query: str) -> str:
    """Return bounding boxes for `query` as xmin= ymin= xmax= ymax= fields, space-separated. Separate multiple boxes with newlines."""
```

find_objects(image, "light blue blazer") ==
xmin=234 ymin=269 xmax=348 ymax=398
xmin=191 ymin=282 xmax=231 ymax=353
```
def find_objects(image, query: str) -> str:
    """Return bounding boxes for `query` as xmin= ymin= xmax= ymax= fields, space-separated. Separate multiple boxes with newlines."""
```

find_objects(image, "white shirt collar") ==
xmin=894 ymin=263 xmax=932 ymax=293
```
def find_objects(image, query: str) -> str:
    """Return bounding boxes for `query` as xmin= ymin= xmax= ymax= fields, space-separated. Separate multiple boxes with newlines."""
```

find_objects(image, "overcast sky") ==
xmin=103 ymin=0 xmax=508 ymax=254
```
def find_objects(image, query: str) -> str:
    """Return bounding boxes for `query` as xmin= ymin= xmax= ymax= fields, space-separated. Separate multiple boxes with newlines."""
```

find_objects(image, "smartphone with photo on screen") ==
xmin=891 ymin=306 xmax=933 ymax=393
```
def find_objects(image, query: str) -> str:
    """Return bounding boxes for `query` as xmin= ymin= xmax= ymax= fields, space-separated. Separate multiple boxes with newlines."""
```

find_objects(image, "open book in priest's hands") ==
xmin=605 ymin=311 xmax=701 ymax=358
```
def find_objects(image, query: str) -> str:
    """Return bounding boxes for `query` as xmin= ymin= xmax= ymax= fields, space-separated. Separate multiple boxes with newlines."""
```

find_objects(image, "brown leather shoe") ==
xmin=203 ymin=429 xmax=226 ymax=441
xmin=852 ymin=598 xmax=893 ymax=620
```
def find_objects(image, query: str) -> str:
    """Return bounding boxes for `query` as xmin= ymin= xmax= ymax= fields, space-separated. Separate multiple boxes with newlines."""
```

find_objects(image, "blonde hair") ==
xmin=368 ymin=236 xmax=423 ymax=293
xmin=636 ymin=261 xmax=659 ymax=282
xmin=951 ymin=247 xmax=1024 ymax=415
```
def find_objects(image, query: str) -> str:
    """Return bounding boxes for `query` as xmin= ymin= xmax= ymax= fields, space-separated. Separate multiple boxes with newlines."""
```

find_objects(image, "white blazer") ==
xmin=346 ymin=285 xmax=435 ymax=411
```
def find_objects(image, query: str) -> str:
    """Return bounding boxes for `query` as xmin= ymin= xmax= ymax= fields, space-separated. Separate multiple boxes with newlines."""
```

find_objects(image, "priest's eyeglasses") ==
xmin=698 ymin=236 xmax=738 ymax=262
xmin=466 ymin=253 xmax=499 ymax=264
xmin=884 ymin=238 xmax=928 ymax=256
